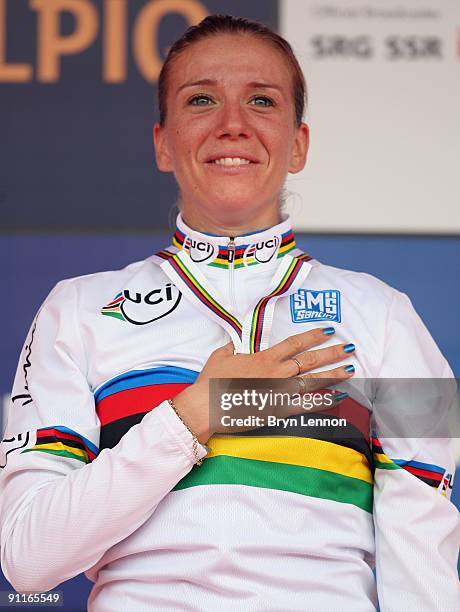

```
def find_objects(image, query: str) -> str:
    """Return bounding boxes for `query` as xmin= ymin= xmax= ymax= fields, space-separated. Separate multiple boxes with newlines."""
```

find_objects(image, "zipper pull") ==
xmin=228 ymin=237 xmax=235 ymax=263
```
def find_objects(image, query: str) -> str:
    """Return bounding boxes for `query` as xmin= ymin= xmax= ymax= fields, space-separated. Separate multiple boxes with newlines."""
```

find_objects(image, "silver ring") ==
xmin=297 ymin=376 xmax=307 ymax=395
xmin=291 ymin=357 xmax=302 ymax=376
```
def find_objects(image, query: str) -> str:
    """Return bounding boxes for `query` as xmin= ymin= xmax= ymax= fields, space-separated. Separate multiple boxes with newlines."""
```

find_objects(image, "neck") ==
xmin=180 ymin=207 xmax=282 ymax=237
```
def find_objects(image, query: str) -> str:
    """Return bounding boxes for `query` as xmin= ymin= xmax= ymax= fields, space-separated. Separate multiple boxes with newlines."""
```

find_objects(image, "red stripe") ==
xmin=96 ymin=382 xmax=191 ymax=425
xmin=252 ymin=259 xmax=303 ymax=351
xmin=174 ymin=231 xmax=185 ymax=245
xmin=36 ymin=428 xmax=97 ymax=461
xmin=403 ymin=465 xmax=443 ymax=482
xmin=280 ymin=232 xmax=294 ymax=246
xmin=156 ymin=250 xmax=173 ymax=260
xmin=37 ymin=428 xmax=84 ymax=444
xmin=319 ymin=397 xmax=370 ymax=442
xmin=106 ymin=295 xmax=124 ymax=306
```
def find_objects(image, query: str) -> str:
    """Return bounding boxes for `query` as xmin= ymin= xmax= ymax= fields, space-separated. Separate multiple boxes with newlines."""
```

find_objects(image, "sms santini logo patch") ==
xmin=290 ymin=290 xmax=341 ymax=323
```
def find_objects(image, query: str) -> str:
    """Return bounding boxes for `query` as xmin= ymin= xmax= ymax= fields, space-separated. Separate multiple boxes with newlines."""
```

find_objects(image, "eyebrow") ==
xmin=177 ymin=78 xmax=216 ymax=93
xmin=177 ymin=79 xmax=285 ymax=95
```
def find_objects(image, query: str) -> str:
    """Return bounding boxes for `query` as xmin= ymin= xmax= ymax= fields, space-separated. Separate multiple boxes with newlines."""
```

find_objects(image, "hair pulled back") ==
xmin=157 ymin=14 xmax=307 ymax=128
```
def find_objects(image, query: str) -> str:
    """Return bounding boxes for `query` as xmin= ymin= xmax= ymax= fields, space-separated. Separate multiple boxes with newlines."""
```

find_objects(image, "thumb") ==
xmin=219 ymin=341 xmax=236 ymax=355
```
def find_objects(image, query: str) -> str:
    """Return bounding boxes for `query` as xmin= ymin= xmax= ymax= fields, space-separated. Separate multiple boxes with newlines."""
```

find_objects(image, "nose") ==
xmin=214 ymin=100 xmax=252 ymax=139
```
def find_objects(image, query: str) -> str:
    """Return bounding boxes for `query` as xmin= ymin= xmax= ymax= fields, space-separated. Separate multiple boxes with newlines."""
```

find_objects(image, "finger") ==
xmin=299 ymin=363 xmax=355 ymax=390
xmin=275 ymin=389 xmax=349 ymax=419
xmin=281 ymin=343 xmax=355 ymax=377
xmin=266 ymin=327 xmax=336 ymax=362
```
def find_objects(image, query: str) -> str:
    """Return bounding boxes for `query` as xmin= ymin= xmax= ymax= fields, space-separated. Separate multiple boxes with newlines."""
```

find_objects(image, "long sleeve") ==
xmin=372 ymin=290 xmax=460 ymax=611
xmin=0 ymin=280 xmax=207 ymax=593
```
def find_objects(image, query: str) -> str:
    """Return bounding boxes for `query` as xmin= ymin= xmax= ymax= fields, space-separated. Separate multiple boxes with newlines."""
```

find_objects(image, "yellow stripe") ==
xmin=35 ymin=442 xmax=88 ymax=459
xmin=278 ymin=242 xmax=295 ymax=254
xmin=374 ymin=452 xmax=394 ymax=464
xmin=207 ymin=436 xmax=373 ymax=484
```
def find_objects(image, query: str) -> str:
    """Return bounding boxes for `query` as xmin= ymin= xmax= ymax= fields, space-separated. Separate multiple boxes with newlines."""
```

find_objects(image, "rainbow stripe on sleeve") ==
xmin=22 ymin=425 xmax=99 ymax=464
xmin=372 ymin=435 xmax=445 ymax=489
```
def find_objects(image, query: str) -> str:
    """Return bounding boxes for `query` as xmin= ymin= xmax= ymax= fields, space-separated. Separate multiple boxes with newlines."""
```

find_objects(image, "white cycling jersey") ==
xmin=0 ymin=214 xmax=459 ymax=611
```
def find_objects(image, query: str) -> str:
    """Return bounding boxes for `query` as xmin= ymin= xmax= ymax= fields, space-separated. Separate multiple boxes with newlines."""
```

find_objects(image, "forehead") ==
xmin=168 ymin=33 xmax=292 ymax=91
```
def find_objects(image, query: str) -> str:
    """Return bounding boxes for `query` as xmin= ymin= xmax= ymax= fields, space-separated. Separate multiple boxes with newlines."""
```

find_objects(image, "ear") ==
xmin=153 ymin=122 xmax=174 ymax=172
xmin=288 ymin=122 xmax=309 ymax=174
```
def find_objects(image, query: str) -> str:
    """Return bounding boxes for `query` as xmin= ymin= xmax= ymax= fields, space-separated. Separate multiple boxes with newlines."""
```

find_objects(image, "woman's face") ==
xmin=153 ymin=33 xmax=309 ymax=231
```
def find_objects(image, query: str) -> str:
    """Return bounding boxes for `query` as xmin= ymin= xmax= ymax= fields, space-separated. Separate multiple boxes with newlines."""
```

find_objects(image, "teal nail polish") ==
xmin=344 ymin=364 xmax=355 ymax=373
xmin=343 ymin=343 xmax=355 ymax=353
xmin=323 ymin=327 xmax=335 ymax=335
xmin=333 ymin=392 xmax=349 ymax=402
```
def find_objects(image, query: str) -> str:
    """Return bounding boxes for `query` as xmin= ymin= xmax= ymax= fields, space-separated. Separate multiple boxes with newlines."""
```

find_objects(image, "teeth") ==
xmin=214 ymin=157 xmax=251 ymax=166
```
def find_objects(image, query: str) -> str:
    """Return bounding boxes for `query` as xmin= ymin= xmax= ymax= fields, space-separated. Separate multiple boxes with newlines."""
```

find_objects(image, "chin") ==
xmin=209 ymin=192 xmax=259 ymax=210
xmin=208 ymin=199 xmax=258 ymax=220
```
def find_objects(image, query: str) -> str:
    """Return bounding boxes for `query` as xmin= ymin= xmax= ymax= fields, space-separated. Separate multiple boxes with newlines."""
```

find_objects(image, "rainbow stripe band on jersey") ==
xmin=159 ymin=249 xmax=312 ymax=354
xmin=94 ymin=365 xmax=199 ymax=450
xmin=165 ymin=252 xmax=243 ymax=339
xmin=174 ymin=435 xmax=373 ymax=513
xmin=172 ymin=227 xmax=298 ymax=269
xmin=22 ymin=426 xmax=98 ymax=464
xmin=248 ymin=256 xmax=305 ymax=353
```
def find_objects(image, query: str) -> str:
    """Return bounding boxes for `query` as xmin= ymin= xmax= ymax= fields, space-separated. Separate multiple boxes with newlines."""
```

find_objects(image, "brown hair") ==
xmin=157 ymin=14 xmax=307 ymax=128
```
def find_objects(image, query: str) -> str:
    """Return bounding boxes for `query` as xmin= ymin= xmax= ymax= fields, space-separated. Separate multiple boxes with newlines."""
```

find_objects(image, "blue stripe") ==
xmin=41 ymin=425 xmax=99 ymax=455
xmin=392 ymin=458 xmax=445 ymax=474
xmin=94 ymin=366 xmax=199 ymax=403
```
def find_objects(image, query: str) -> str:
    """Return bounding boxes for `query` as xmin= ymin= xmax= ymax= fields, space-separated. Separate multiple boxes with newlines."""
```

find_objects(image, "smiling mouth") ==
xmin=206 ymin=156 xmax=257 ymax=166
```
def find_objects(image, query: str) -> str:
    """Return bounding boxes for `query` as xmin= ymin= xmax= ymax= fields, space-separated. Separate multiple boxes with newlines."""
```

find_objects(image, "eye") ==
xmin=188 ymin=94 xmax=214 ymax=106
xmin=249 ymin=95 xmax=274 ymax=107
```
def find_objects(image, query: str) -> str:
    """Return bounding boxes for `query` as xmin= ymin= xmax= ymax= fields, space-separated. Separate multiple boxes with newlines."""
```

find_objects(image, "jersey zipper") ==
xmin=227 ymin=237 xmax=237 ymax=311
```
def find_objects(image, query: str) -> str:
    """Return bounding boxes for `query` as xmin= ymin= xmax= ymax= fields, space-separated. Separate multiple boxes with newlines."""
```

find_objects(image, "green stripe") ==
xmin=173 ymin=455 xmax=373 ymax=512
xmin=249 ymin=258 xmax=298 ymax=350
xmin=209 ymin=260 xmax=255 ymax=269
xmin=22 ymin=447 xmax=88 ymax=463
xmin=278 ymin=259 xmax=296 ymax=288
xmin=374 ymin=459 xmax=401 ymax=470
xmin=102 ymin=311 xmax=125 ymax=321
xmin=209 ymin=261 xmax=228 ymax=269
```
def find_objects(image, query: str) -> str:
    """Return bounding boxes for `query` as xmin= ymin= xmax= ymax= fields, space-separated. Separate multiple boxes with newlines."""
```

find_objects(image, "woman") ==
xmin=1 ymin=15 xmax=458 ymax=612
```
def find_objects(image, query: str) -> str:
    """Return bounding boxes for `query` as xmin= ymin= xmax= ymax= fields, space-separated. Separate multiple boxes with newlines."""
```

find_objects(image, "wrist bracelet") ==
xmin=167 ymin=398 xmax=203 ymax=466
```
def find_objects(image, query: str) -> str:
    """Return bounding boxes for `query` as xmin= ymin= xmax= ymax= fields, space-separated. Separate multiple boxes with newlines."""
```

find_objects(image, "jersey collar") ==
xmin=171 ymin=213 xmax=297 ymax=269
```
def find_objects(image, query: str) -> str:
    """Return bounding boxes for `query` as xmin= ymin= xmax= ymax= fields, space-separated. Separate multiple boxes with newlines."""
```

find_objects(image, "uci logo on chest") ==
xmin=101 ymin=283 xmax=182 ymax=325
xmin=244 ymin=236 xmax=280 ymax=265
xmin=183 ymin=237 xmax=216 ymax=263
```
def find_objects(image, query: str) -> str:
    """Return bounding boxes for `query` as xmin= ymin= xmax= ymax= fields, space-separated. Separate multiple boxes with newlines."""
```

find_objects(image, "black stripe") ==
xmin=99 ymin=412 xmax=372 ymax=467
xmin=228 ymin=414 xmax=372 ymax=466
xmin=411 ymin=475 xmax=441 ymax=487
xmin=36 ymin=435 xmax=87 ymax=452
xmin=100 ymin=412 xmax=149 ymax=450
